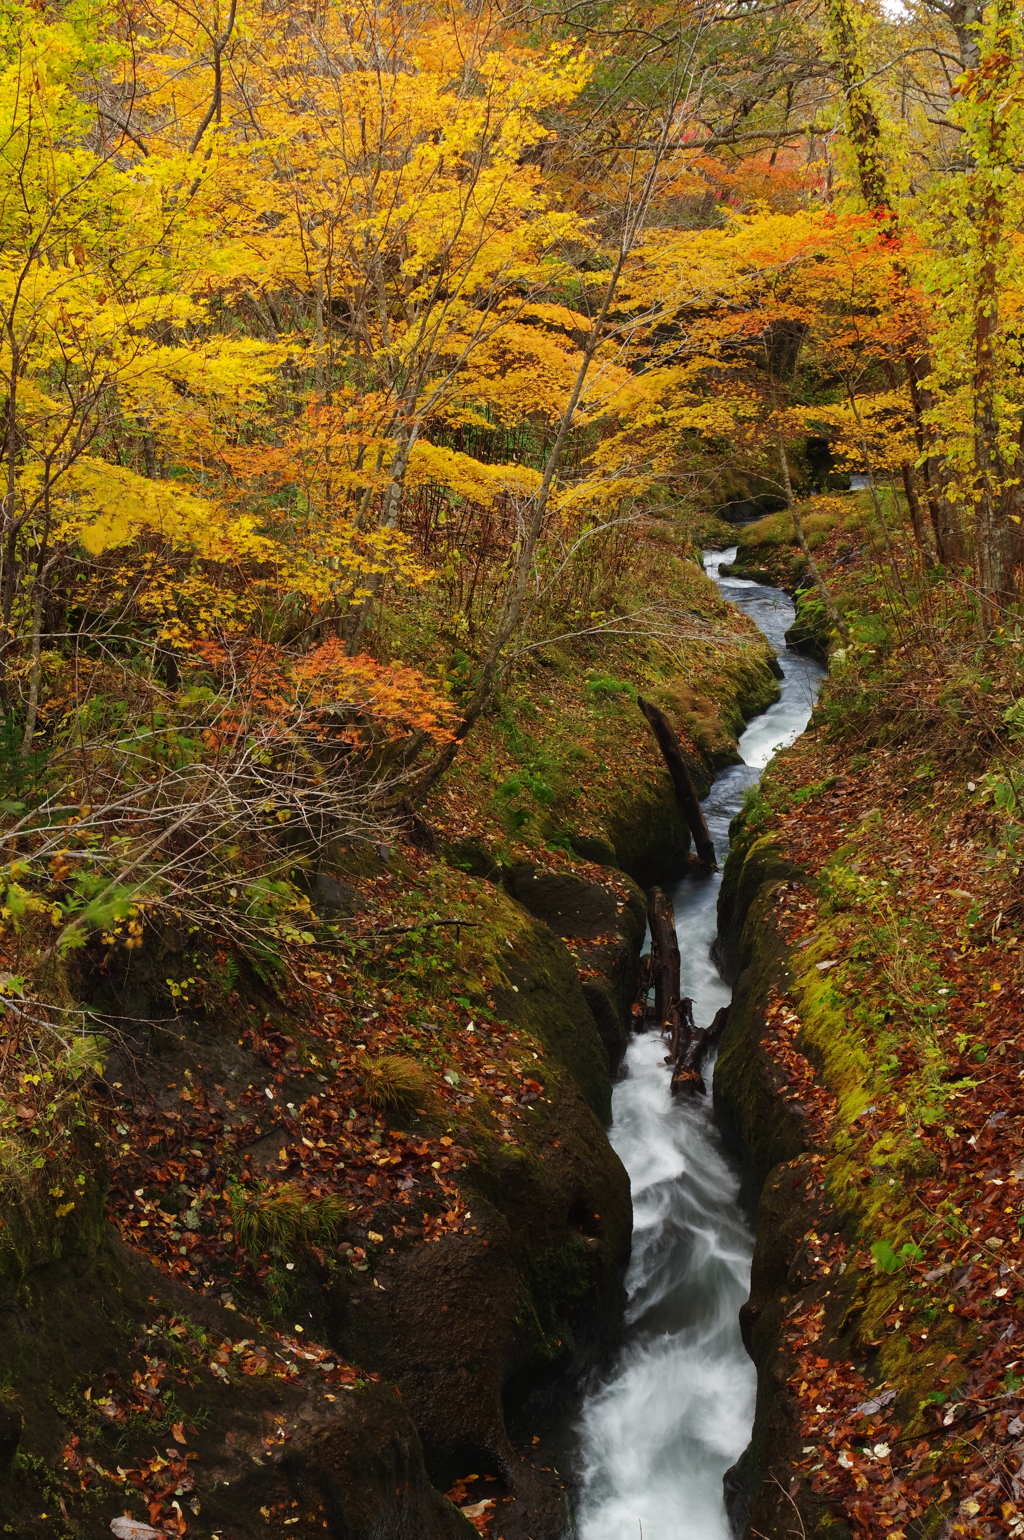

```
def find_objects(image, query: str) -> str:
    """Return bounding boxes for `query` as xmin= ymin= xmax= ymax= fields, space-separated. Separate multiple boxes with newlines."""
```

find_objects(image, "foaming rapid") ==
xmin=569 ymin=548 xmax=823 ymax=1540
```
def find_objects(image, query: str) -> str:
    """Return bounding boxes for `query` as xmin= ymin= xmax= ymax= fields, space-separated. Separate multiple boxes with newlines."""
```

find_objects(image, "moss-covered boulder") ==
xmin=785 ymin=587 xmax=832 ymax=661
xmin=502 ymin=863 xmax=646 ymax=1075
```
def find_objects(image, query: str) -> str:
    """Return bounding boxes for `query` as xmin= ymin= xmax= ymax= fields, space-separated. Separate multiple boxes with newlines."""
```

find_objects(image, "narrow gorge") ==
xmin=567 ymin=552 xmax=822 ymax=1539
xmin=1 ymin=1 xmax=1021 ymax=1534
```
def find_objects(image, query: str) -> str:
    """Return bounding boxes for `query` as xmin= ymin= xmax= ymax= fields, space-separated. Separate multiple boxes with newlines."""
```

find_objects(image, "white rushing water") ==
xmin=570 ymin=548 xmax=824 ymax=1540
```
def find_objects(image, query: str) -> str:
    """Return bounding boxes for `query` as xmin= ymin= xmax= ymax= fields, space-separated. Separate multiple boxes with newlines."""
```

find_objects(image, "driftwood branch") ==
xmin=647 ymin=887 xmax=681 ymax=1030
xmin=663 ymin=995 xmax=694 ymax=1062
xmin=670 ymin=1004 xmax=730 ymax=1096
xmin=637 ymin=698 xmax=716 ymax=867
xmin=633 ymin=861 xmax=730 ymax=1092
xmin=631 ymin=951 xmax=654 ymax=1028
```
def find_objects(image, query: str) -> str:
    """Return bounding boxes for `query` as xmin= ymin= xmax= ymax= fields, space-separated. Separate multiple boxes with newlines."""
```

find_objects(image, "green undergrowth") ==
xmin=418 ymin=548 xmax=779 ymax=876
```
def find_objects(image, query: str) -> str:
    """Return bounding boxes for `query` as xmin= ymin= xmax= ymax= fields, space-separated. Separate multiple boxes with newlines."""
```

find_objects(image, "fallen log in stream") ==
xmin=637 ymin=697 xmax=717 ymax=868
xmin=636 ymin=889 xmax=728 ymax=1092
xmin=662 ymin=995 xmax=693 ymax=1062
xmin=670 ymin=1004 xmax=730 ymax=1097
xmin=645 ymin=887 xmax=681 ymax=1030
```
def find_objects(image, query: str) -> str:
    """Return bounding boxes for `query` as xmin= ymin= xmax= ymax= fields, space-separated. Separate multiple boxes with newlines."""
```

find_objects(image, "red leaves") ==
xmin=750 ymin=723 xmax=1024 ymax=1534
xmin=446 ymin=1476 xmax=500 ymax=1536
xmin=191 ymin=638 xmax=456 ymax=746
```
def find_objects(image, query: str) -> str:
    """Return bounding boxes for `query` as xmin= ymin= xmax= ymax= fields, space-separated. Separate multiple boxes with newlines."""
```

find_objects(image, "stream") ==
xmin=567 ymin=548 xmax=824 ymax=1540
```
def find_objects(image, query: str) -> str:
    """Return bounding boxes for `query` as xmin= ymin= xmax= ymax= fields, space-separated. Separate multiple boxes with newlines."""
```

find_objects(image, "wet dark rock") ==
xmin=203 ymin=1375 xmax=472 ymax=1540
xmin=568 ymin=833 xmax=619 ymax=868
xmin=0 ymin=1404 xmax=21 ymax=1471
xmin=717 ymin=494 xmax=787 ymax=524
xmin=0 ymin=1204 xmax=474 ymax=1539
xmin=310 ymin=871 xmax=360 ymax=916
xmin=442 ymin=836 xmax=503 ymax=881
xmin=502 ymin=864 xmax=646 ymax=1075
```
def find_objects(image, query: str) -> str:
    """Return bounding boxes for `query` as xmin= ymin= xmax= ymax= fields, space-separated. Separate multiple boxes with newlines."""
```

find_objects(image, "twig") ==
xmin=751 ymin=1476 xmax=808 ymax=1540
xmin=313 ymin=919 xmax=481 ymax=945
xmin=372 ymin=920 xmax=481 ymax=936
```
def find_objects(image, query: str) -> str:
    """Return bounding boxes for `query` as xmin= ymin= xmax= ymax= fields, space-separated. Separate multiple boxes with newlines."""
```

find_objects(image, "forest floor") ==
xmin=735 ymin=503 xmax=1024 ymax=1539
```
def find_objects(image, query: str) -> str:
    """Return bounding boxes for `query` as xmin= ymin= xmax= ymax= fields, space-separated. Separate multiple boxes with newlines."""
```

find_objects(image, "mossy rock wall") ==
xmin=717 ymin=647 xmax=784 ymax=747
xmin=0 ymin=1196 xmax=474 ymax=1540
xmin=713 ymin=828 xmax=855 ymax=1540
xmin=713 ymin=881 xmax=810 ymax=1217
xmin=501 ymin=863 xmax=646 ymax=1075
xmin=724 ymin=1151 xmax=861 ymax=1540
xmin=488 ymin=890 xmax=620 ymax=1121
xmin=327 ymin=889 xmax=632 ymax=1536
xmin=601 ymin=768 xmax=691 ymax=888
xmin=714 ymin=830 xmax=811 ymax=1208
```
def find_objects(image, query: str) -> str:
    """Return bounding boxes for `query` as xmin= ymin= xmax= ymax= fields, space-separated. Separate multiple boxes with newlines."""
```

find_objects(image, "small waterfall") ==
xmin=568 ymin=550 xmax=824 ymax=1540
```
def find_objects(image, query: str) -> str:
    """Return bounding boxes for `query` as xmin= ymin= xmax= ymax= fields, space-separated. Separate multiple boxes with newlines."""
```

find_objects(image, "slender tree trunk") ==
xmin=778 ymin=435 xmax=850 ymax=644
xmin=0 ymin=348 xmax=20 ymax=714
xmin=345 ymin=417 xmax=420 ymax=656
xmin=900 ymin=463 xmax=934 ymax=564
xmin=973 ymin=177 xmax=1006 ymax=627
xmin=822 ymin=0 xmax=890 ymax=218
xmin=823 ymin=0 xmax=958 ymax=565
xmin=21 ymin=584 xmax=43 ymax=754
xmin=969 ymin=0 xmax=1017 ymax=626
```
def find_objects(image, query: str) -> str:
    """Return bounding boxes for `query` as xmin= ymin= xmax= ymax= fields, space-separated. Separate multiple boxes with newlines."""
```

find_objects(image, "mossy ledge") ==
xmin=713 ymin=823 xmax=955 ymax=1540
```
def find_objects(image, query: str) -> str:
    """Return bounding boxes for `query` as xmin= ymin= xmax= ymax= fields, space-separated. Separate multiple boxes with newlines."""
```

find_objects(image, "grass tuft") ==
xmin=228 ymin=1180 xmax=347 ymax=1260
xmin=357 ymin=1052 xmax=425 ymax=1113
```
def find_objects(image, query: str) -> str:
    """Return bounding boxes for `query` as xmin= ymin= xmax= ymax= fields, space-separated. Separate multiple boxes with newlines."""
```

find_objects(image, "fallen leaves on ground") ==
xmin=745 ymin=713 xmax=1024 ymax=1537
